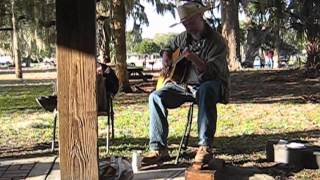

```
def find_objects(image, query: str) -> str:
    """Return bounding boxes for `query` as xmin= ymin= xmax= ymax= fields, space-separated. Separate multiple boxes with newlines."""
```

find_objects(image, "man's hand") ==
xmin=182 ymin=48 xmax=206 ymax=73
xmin=162 ymin=51 xmax=172 ymax=67
xmin=161 ymin=51 xmax=172 ymax=76
xmin=182 ymin=48 xmax=196 ymax=60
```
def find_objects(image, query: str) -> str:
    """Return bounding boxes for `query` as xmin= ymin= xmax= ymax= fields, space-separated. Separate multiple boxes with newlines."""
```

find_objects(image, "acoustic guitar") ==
xmin=156 ymin=48 xmax=192 ymax=90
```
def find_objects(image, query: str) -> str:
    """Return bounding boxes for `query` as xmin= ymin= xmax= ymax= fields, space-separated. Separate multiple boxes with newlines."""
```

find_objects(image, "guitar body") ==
xmin=156 ymin=76 xmax=166 ymax=90
xmin=156 ymin=48 xmax=191 ymax=90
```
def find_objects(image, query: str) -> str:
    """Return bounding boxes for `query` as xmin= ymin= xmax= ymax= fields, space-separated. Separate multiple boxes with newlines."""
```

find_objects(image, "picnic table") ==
xmin=127 ymin=66 xmax=152 ymax=82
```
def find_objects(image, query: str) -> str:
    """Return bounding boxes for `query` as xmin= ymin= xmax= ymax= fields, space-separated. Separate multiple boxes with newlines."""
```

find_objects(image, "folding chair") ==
xmin=37 ymin=94 xmax=115 ymax=153
xmin=35 ymin=95 xmax=58 ymax=152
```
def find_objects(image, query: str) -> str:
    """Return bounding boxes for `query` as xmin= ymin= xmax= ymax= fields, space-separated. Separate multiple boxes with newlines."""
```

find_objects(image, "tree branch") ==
xmin=0 ymin=27 xmax=13 ymax=31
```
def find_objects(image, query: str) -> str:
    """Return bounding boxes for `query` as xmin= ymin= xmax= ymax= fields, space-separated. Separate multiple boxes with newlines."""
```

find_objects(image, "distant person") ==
xmin=143 ymin=55 xmax=148 ymax=68
xmin=253 ymin=56 xmax=261 ymax=69
xmin=141 ymin=0 xmax=230 ymax=165
xmin=265 ymin=50 xmax=274 ymax=69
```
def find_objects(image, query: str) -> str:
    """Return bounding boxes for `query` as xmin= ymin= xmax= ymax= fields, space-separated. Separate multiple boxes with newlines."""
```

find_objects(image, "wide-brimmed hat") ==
xmin=170 ymin=1 xmax=211 ymax=27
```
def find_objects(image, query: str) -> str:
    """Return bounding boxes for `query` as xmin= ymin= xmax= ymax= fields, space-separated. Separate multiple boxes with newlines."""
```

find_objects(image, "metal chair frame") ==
xmin=51 ymin=94 xmax=115 ymax=153
xmin=175 ymin=102 xmax=195 ymax=164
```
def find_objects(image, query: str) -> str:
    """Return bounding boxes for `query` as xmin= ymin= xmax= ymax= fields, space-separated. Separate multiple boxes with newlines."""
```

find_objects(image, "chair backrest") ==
xmin=97 ymin=63 xmax=118 ymax=115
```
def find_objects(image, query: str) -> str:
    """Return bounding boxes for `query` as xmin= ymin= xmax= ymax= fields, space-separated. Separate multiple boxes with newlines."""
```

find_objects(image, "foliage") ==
xmin=0 ymin=0 xmax=56 ymax=61
xmin=238 ymin=21 xmax=248 ymax=45
xmin=126 ymin=31 xmax=141 ymax=53
xmin=134 ymin=39 xmax=160 ymax=54
xmin=125 ymin=0 xmax=175 ymax=48
xmin=243 ymin=0 xmax=287 ymax=40
xmin=287 ymin=0 xmax=320 ymax=75
xmin=153 ymin=33 xmax=177 ymax=49
xmin=127 ymin=32 xmax=176 ymax=54
xmin=242 ymin=0 xmax=320 ymax=73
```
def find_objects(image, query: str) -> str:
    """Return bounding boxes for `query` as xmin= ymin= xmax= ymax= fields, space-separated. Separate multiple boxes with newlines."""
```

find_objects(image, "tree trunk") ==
xmin=274 ymin=32 xmax=280 ymax=69
xmin=272 ymin=25 xmax=280 ymax=70
xmin=244 ymin=27 xmax=271 ymax=66
xmin=111 ymin=0 xmax=131 ymax=92
xmin=11 ymin=0 xmax=22 ymax=79
xmin=97 ymin=18 xmax=111 ymax=63
xmin=96 ymin=2 xmax=111 ymax=64
xmin=272 ymin=11 xmax=283 ymax=69
xmin=221 ymin=0 xmax=241 ymax=71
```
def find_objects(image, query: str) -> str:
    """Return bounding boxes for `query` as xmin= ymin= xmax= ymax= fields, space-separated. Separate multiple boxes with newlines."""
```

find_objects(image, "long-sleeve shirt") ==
xmin=161 ymin=23 xmax=230 ymax=104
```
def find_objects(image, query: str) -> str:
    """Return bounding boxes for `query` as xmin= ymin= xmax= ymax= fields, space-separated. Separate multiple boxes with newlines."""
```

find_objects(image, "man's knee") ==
xmin=149 ymin=91 xmax=157 ymax=103
xmin=149 ymin=90 xmax=162 ymax=105
xmin=197 ymin=80 xmax=221 ymax=101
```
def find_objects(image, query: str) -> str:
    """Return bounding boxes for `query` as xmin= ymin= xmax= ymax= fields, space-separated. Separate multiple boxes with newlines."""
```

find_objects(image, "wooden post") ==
xmin=185 ymin=168 xmax=215 ymax=180
xmin=56 ymin=0 xmax=98 ymax=179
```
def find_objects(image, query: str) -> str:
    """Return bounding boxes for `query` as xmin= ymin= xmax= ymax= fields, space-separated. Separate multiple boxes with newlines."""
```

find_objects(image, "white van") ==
xmin=0 ymin=56 xmax=12 ymax=67
xmin=127 ymin=54 xmax=144 ymax=67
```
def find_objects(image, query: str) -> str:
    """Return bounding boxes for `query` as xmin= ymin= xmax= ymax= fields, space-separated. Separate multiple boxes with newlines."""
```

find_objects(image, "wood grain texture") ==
xmin=185 ymin=168 xmax=215 ymax=180
xmin=56 ymin=0 xmax=98 ymax=179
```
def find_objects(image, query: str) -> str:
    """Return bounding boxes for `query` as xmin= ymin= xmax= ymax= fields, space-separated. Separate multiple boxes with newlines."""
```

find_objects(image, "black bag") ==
xmin=97 ymin=63 xmax=119 ymax=113
xmin=100 ymin=63 xmax=119 ymax=96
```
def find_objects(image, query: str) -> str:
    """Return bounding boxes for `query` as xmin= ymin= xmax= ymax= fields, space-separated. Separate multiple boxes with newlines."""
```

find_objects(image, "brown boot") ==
xmin=194 ymin=146 xmax=213 ymax=164
xmin=141 ymin=149 xmax=170 ymax=165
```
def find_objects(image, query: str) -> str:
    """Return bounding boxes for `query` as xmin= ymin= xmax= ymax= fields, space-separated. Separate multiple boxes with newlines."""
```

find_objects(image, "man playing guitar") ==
xmin=142 ymin=0 xmax=230 ymax=166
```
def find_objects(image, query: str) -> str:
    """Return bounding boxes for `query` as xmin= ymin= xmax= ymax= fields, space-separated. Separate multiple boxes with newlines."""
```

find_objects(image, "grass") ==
xmin=0 ymin=85 xmax=51 ymax=113
xmin=0 ymin=69 xmax=320 ymax=179
xmin=0 ymin=85 xmax=53 ymax=149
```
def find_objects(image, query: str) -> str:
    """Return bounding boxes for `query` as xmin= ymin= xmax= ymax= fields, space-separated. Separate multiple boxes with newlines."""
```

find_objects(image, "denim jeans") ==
xmin=148 ymin=80 xmax=222 ymax=150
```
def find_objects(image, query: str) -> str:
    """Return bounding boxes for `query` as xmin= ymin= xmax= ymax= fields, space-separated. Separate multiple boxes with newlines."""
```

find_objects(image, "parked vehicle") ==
xmin=0 ymin=56 xmax=12 ymax=67
xmin=127 ymin=54 xmax=144 ymax=67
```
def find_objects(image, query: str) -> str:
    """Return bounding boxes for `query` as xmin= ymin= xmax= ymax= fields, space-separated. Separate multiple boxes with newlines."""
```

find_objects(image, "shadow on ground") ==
xmin=1 ymin=127 xmax=319 ymax=179
xmin=230 ymin=69 xmax=320 ymax=104
xmin=107 ymin=129 xmax=319 ymax=179
xmin=118 ymin=69 xmax=320 ymax=105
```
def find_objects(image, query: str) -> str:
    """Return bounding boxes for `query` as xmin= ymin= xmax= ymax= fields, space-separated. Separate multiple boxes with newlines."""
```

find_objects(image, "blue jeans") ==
xmin=148 ymin=80 xmax=222 ymax=150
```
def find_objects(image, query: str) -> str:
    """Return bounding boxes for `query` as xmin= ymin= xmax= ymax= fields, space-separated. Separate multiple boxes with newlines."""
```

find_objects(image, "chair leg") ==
xmin=106 ymin=115 xmax=110 ymax=154
xmin=175 ymin=103 xmax=194 ymax=164
xmin=106 ymin=99 xmax=110 ymax=154
xmin=184 ymin=103 xmax=193 ymax=148
xmin=105 ymin=95 xmax=115 ymax=154
xmin=106 ymin=95 xmax=113 ymax=153
xmin=51 ymin=109 xmax=58 ymax=152
xmin=110 ymin=98 xmax=115 ymax=139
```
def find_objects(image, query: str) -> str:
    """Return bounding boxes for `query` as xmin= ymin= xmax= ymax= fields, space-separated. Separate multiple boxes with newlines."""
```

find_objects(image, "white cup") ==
xmin=132 ymin=150 xmax=142 ymax=173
